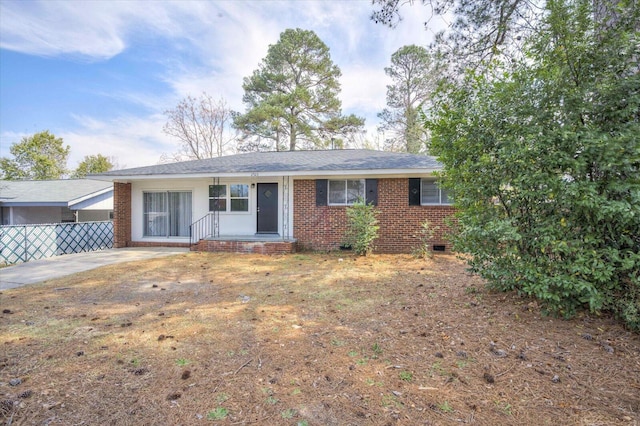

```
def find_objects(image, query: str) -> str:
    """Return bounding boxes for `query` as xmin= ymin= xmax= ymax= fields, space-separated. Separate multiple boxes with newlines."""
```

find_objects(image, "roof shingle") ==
xmin=93 ymin=149 xmax=442 ymax=178
xmin=0 ymin=179 xmax=112 ymax=205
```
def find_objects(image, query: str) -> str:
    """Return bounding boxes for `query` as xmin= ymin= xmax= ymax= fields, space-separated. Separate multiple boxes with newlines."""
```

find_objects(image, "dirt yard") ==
xmin=1 ymin=252 xmax=639 ymax=425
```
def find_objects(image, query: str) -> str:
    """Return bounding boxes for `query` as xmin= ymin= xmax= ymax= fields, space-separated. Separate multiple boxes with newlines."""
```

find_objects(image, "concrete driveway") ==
xmin=0 ymin=247 xmax=189 ymax=291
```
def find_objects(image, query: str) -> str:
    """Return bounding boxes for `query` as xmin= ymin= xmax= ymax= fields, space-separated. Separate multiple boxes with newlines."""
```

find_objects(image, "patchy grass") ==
xmin=1 ymin=252 xmax=639 ymax=425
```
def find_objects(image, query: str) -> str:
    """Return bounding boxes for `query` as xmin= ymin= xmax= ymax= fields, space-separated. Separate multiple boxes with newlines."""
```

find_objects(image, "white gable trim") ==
xmin=68 ymin=187 xmax=113 ymax=206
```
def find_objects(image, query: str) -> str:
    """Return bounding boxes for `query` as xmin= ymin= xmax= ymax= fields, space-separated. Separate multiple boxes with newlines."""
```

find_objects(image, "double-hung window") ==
xmin=143 ymin=191 xmax=192 ymax=237
xmin=328 ymin=179 xmax=365 ymax=205
xmin=421 ymin=179 xmax=451 ymax=205
xmin=209 ymin=184 xmax=249 ymax=212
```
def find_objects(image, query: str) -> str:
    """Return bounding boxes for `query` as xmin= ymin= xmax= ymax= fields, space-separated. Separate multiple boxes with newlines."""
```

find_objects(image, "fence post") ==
xmin=23 ymin=225 xmax=27 ymax=263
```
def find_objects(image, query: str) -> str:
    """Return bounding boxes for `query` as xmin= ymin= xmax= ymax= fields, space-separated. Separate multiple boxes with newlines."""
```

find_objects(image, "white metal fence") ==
xmin=0 ymin=221 xmax=113 ymax=265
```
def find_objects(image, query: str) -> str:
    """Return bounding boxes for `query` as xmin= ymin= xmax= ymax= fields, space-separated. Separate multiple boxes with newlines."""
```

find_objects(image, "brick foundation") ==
xmin=293 ymin=179 xmax=455 ymax=254
xmin=194 ymin=239 xmax=296 ymax=254
xmin=129 ymin=241 xmax=190 ymax=248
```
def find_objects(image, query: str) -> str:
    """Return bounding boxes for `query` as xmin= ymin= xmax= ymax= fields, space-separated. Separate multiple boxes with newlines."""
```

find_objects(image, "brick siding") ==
xmin=293 ymin=179 xmax=455 ymax=254
xmin=113 ymin=182 xmax=131 ymax=248
xmin=112 ymin=178 xmax=455 ymax=254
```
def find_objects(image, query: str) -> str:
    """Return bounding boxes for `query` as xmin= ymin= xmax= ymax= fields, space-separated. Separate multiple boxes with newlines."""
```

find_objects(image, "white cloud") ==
xmin=0 ymin=115 xmax=177 ymax=170
xmin=64 ymin=113 xmax=176 ymax=169
xmin=0 ymin=131 xmax=27 ymax=160
xmin=1 ymin=0 xmax=447 ymax=168
xmin=340 ymin=64 xmax=388 ymax=118
xmin=1 ymin=1 xmax=125 ymax=59
xmin=0 ymin=1 xmax=216 ymax=60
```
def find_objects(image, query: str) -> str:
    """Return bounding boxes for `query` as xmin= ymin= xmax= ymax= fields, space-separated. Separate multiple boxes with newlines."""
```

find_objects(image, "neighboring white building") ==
xmin=0 ymin=179 xmax=113 ymax=225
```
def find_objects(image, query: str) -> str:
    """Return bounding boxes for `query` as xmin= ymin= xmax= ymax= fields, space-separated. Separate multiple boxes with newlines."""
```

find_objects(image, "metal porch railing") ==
xmin=189 ymin=212 xmax=218 ymax=245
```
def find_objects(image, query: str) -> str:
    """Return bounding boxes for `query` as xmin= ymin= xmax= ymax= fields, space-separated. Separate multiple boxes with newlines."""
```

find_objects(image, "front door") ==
xmin=257 ymin=183 xmax=278 ymax=233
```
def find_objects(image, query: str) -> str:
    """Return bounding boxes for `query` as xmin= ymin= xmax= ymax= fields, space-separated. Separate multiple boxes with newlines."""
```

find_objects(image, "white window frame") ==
xmin=420 ymin=179 xmax=452 ymax=205
xmin=209 ymin=184 xmax=250 ymax=213
xmin=328 ymin=179 xmax=366 ymax=206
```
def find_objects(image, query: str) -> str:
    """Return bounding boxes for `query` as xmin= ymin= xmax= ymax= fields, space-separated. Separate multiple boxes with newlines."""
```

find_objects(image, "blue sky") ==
xmin=0 ymin=1 xmax=443 ymax=169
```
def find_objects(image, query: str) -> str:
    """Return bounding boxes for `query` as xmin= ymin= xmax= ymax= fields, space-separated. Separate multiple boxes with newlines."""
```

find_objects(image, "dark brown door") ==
xmin=257 ymin=183 xmax=278 ymax=233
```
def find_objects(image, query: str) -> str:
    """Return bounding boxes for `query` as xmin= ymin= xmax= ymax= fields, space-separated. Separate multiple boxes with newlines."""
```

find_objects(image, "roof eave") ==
xmin=92 ymin=168 xmax=442 ymax=182
xmin=68 ymin=187 xmax=113 ymax=207
xmin=0 ymin=202 xmax=69 ymax=207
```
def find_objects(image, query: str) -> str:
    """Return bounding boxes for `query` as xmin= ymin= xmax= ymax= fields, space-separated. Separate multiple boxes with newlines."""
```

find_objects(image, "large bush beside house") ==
xmin=429 ymin=0 xmax=640 ymax=330
xmin=343 ymin=200 xmax=379 ymax=256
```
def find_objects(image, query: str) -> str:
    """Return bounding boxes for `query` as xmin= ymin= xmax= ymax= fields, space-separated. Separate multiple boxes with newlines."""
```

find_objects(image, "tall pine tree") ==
xmin=234 ymin=28 xmax=364 ymax=151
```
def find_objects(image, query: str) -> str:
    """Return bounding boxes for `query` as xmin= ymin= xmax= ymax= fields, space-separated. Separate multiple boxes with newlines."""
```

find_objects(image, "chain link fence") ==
xmin=0 ymin=221 xmax=113 ymax=266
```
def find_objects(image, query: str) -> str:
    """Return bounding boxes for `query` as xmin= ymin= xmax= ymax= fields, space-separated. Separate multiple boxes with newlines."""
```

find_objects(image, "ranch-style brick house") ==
xmin=92 ymin=149 xmax=454 ymax=254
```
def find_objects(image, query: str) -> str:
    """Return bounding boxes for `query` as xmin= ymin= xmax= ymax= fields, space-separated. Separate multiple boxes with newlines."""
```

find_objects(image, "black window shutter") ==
xmin=408 ymin=178 xmax=421 ymax=206
xmin=365 ymin=179 xmax=378 ymax=206
xmin=316 ymin=179 xmax=328 ymax=206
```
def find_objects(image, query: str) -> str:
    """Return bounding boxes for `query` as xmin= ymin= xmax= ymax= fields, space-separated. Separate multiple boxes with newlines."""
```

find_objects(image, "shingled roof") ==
xmin=93 ymin=149 xmax=442 ymax=179
xmin=0 ymin=179 xmax=112 ymax=206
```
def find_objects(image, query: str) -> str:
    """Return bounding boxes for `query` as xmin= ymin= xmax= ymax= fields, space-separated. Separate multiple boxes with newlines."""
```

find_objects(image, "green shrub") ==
xmin=343 ymin=200 xmax=379 ymax=256
xmin=412 ymin=219 xmax=440 ymax=259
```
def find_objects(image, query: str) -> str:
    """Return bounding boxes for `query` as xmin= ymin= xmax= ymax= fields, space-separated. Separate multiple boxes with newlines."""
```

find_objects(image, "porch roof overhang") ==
xmin=0 ymin=201 xmax=69 ymax=207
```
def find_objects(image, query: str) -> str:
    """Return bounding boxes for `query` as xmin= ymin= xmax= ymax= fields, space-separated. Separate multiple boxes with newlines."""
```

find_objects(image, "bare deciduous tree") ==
xmin=371 ymin=0 xmax=540 ymax=72
xmin=162 ymin=93 xmax=237 ymax=161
